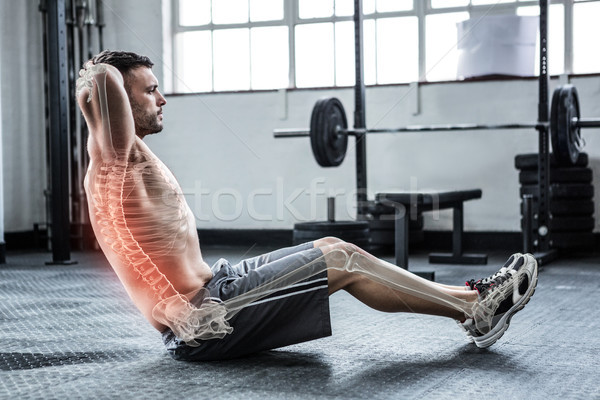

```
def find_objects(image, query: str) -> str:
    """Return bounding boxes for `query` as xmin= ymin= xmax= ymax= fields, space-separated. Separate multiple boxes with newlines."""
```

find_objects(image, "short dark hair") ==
xmin=90 ymin=50 xmax=154 ymax=76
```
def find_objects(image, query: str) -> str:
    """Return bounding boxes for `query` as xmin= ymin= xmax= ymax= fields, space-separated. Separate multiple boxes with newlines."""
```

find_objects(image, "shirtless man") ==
xmin=77 ymin=50 xmax=538 ymax=361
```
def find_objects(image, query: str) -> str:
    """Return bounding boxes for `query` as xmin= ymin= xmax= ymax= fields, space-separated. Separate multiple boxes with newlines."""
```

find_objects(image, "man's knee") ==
xmin=316 ymin=240 xmax=361 ymax=270
xmin=314 ymin=236 xmax=346 ymax=248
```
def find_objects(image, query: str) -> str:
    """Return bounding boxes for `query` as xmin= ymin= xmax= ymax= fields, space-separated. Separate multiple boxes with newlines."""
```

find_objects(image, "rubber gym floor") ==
xmin=0 ymin=246 xmax=598 ymax=400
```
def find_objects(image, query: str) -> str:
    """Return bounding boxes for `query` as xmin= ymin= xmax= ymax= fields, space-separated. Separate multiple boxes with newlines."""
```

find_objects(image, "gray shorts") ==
xmin=161 ymin=242 xmax=331 ymax=361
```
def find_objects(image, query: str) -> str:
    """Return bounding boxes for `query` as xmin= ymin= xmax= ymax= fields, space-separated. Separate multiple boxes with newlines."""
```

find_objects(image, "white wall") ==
xmin=101 ymin=0 xmax=164 ymax=84
xmin=0 ymin=34 xmax=4 ymax=244
xmin=1 ymin=1 xmax=598 ymax=234
xmin=0 ymin=1 xmax=46 ymax=232
xmin=0 ymin=0 xmax=163 ymax=233
xmin=148 ymin=78 xmax=600 ymax=232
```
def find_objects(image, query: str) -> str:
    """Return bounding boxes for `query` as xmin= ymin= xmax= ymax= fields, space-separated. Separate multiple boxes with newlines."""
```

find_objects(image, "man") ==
xmin=77 ymin=50 xmax=538 ymax=361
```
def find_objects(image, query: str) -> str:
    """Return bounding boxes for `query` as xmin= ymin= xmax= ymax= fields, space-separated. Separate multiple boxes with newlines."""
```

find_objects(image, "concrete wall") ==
xmin=1 ymin=0 xmax=599 ymax=234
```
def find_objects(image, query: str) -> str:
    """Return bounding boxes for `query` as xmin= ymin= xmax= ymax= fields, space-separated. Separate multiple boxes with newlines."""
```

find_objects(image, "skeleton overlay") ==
xmin=77 ymin=64 xmax=497 ymax=347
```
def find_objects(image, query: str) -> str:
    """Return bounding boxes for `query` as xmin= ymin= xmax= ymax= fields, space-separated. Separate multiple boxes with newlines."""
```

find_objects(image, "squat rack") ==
xmin=346 ymin=0 xmax=556 ymax=263
xmin=40 ymin=0 xmax=104 ymax=264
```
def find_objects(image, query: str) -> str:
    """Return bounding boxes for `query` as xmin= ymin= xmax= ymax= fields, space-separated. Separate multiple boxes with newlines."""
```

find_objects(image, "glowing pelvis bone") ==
xmin=152 ymin=249 xmax=492 ymax=347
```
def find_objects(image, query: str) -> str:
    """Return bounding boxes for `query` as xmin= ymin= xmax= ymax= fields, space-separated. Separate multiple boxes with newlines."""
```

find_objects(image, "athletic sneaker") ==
xmin=465 ymin=253 xmax=523 ymax=291
xmin=457 ymin=253 xmax=523 ymax=342
xmin=467 ymin=253 xmax=538 ymax=348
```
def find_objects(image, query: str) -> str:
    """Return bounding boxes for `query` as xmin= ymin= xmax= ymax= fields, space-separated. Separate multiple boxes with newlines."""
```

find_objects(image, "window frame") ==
xmin=166 ymin=0 xmax=591 ymax=94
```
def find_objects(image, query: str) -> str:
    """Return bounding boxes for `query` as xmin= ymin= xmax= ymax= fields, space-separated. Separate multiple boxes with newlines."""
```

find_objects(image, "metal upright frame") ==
xmin=44 ymin=0 xmax=76 ymax=264
xmin=533 ymin=0 xmax=558 ymax=265
xmin=40 ymin=0 xmax=104 ymax=263
xmin=353 ymin=0 xmax=369 ymax=218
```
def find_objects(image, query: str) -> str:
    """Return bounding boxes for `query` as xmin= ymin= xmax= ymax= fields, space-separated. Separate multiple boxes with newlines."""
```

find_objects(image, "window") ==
xmin=172 ymin=0 xmax=288 ymax=93
xmin=166 ymin=0 xmax=600 ymax=93
xmin=517 ymin=3 xmax=564 ymax=76
xmin=426 ymin=11 xmax=469 ymax=81
xmin=573 ymin=0 xmax=600 ymax=74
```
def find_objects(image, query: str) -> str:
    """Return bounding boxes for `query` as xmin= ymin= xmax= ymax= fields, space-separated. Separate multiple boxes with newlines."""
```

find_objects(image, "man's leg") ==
xmin=313 ymin=237 xmax=477 ymax=320
xmin=313 ymin=237 xmax=538 ymax=348
xmin=230 ymin=242 xmax=318 ymax=275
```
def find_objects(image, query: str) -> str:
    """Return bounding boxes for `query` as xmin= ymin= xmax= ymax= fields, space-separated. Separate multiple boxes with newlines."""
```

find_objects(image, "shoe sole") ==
xmin=456 ymin=320 xmax=475 ymax=343
xmin=472 ymin=254 xmax=539 ymax=348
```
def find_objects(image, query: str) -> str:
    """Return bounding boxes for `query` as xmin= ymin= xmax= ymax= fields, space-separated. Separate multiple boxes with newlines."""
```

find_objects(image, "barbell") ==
xmin=274 ymin=85 xmax=600 ymax=168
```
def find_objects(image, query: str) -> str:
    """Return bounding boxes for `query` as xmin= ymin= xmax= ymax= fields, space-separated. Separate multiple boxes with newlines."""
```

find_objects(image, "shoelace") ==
xmin=482 ymin=267 xmax=509 ymax=284
xmin=467 ymin=269 xmax=516 ymax=296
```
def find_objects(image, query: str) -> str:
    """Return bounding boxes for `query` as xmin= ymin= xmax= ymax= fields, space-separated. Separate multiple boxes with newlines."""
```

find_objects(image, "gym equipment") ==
xmin=274 ymin=85 xmax=600 ymax=168
xmin=310 ymin=98 xmax=348 ymax=167
xmin=520 ymin=183 xmax=595 ymax=199
xmin=293 ymin=221 xmax=370 ymax=249
xmin=40 ymin=0 xmax=105 ymax=263
xmin=519 ymin=168 xmax=592 ymax=185
xmin=292 ymin=198 xmax=370 ymax=249
xmin=41 ymin=0 xmax=76 ymax=265
xmin=514 ymin=152 xmax=589 ymax=169
xmin=516 ymin=152 xmax=595 ymax=252
xmin=277 ymin=1 xmax=593 ymax=266
xmin=376 ymin=190 xmax=487 ymax=274
xmin=520 ymin=199 xmax=595 ymax=216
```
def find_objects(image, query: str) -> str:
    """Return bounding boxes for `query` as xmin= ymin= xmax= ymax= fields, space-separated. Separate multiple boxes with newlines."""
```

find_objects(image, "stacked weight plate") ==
xmin=515 ymin=153 xmax=596 ymax=250
xmin=367 ymin=203 xmax=424 ymax=254
xmin=293 ymin=221 xmax=371 ymax=249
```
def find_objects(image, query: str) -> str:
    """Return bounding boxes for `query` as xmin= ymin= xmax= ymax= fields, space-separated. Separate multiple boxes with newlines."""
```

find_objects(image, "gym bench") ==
xmin=376 ymin=190 xmax=488 ymax=274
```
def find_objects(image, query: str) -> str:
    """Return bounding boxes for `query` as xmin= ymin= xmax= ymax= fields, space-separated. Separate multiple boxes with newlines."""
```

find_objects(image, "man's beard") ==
xmin=130 ymin=98 xmax=163 ymax=136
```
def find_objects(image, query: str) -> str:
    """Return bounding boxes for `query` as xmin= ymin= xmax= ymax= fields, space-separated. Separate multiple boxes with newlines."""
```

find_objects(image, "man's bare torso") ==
xmin=81 ymin=71 xmax=212 ymax=331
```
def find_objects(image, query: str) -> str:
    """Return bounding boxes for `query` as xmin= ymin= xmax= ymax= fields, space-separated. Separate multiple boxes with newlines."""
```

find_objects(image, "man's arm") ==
xmin=77 ymin=63 xmax=135 ymax=160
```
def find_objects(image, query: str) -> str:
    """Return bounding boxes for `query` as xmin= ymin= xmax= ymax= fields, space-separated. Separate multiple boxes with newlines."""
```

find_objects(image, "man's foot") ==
xmin=467 ymin=253 xmax=538 ymax=348
xmin=457 ymin=253 xmax=523 ymax=342
xmin=465 ymin=253 xmax=523 ymax=290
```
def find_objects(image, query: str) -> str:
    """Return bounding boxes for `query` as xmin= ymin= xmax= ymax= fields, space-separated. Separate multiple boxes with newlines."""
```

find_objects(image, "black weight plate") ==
xmin=528 ymin=231 xmax=596 ymax=249
xmin=519 ymin=167 xmax=593 ymax=185
xmin=553 ymin=216 xmax=595 ymax=232
xmin=514 ymin=153 xmax=588 ymax=170
xmin=369 ymin=210 xmax=423 ymax=221
xmin=520 ymin=183 xmax=594 ymax=199
xmin=550 ymin=232 xmax=595 ymax=249
xmin=521 ymin=216 xmax=595 ymax=232
xmin=368 ymin=215 xmax=424 ymax=231
xmin=293 ymin=235 xmax=371 ymax=247
xmin=294 ymin=235 xmax=371 ymax=248
xmin=309 ymin=97 xmax=348 ymax=167
xmin=551 ymin=85 xmax=582 ymax=166
xmin=370 ymin=229 xmax=424 ymax=246
xmin=366 ymin=202 xmax=397 ymax=216
xmin=309 ymin=99 xmax=327 ymax=166
xmin=520 ymin=199 xmax=595 ymax=216
xmin=293 ymin=226 xmax=371 ymax=246
xmin=550 ymin=183 xmax=594 ymax=199
xmin=369 ymin=230 xmax=394 ymax=245
xmin=293 ymin=229 xmax=370 ymax=241
xmin=323 ymin=98 xmax=348 ymax=166
xmin=294 ymin=221 xmax=369 ymax=231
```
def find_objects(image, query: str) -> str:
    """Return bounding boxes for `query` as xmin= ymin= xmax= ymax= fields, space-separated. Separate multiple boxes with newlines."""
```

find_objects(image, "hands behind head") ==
xmin=76 ymin=62 xmax=108 ymax=102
